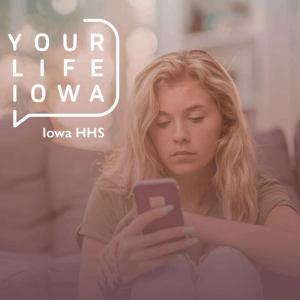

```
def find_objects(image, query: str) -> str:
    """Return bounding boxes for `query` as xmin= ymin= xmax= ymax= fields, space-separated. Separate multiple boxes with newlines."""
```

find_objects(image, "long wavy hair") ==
xmin=96 ymin=50 xmax=262 ymax=237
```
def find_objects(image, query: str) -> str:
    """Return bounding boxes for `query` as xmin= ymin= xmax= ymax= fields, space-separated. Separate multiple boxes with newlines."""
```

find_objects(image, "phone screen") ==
xmin=132 ymin=178 xmax=184 ymax=235
xmin=132 ymin=178 xmax=187 ymax=254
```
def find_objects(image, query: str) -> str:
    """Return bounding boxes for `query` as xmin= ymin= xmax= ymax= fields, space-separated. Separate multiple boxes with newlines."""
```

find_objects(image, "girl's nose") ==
xmin=173 ymin=122 xmax=190 ymax=143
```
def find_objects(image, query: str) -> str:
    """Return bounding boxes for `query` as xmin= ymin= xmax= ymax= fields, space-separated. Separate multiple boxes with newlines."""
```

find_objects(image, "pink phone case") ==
xmin=132 ymin=178 xmax=186 ymax=250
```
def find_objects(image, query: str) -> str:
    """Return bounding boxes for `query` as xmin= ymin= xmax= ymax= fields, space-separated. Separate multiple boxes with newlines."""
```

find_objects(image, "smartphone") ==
xmin=132 ymin=178 xmax=187 ymax=251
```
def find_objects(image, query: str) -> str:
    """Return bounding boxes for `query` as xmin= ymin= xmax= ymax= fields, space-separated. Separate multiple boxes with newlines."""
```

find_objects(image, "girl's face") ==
xmin=148 ymin=80 xmax=223 ymax=177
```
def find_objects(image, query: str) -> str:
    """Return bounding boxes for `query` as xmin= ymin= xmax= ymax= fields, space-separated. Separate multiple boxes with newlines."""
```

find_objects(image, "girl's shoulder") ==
xmin=254 ymin=169 xmax=299 ymax=224
xmin=94 ymin=174 xmax=125 ymax=197
xmin=88 ymin=175 xmax=131 ymax=224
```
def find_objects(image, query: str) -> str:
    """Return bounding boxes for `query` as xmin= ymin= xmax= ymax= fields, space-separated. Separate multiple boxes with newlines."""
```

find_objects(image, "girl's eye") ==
xmin=157 ymin=117 xmax=204 ymax=127
xmin=189 ymin=117 xmax=204 ymax=122
xmin=157 ymin=121 xmax=170 ymax=127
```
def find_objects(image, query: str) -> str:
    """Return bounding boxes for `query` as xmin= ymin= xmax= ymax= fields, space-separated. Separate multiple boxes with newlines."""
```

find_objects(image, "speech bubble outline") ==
xmin=13 ymin=18 xmax=120 ymax=128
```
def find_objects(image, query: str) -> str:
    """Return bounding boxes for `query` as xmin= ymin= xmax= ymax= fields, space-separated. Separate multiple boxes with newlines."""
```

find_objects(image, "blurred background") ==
xmin=0 ymin=0 xmax=300 ymax=160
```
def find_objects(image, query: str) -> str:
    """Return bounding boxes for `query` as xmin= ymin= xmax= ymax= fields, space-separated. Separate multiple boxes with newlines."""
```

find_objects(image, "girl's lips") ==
xmin=171 ymin=153 xmax=196 ymax=160
xmin=171 ymin=151 xmax=196 ymax=156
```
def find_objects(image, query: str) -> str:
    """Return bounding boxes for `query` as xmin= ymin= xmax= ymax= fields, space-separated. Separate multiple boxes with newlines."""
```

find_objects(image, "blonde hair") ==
xmin=96 ymin=50 xmax=261 ymax=237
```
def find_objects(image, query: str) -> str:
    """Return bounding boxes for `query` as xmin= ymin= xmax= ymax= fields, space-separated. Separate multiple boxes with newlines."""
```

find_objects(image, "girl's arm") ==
xmin=78 ymin=236 xmax=106 ymax=300
xmin=183 ymin=205 xmax=300 ymax=277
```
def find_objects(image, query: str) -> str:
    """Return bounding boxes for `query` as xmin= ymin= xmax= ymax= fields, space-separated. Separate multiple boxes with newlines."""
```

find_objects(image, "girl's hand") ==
xmin=96 ymin=227 xmax=127 ymax=289
xmin=115 ymin=204 xmax=198 ymax=284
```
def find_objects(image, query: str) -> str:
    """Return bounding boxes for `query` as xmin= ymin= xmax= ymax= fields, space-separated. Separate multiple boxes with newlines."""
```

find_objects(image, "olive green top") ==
xmin=76 ymin=172 xmax=299 ymax=265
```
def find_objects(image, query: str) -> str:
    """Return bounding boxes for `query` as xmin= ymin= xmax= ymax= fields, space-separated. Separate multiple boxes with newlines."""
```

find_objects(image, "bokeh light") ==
xmin=127 ymin=0 xmax=154 ymax=9
xmin=126 ymin=27 xmax=157 ymax=59
xmin=127 ymin=0 xmax=156 ymax=25
xmin=17 ymin=24 xmax=38 ymax=54
xmin=51 ymin=0 xmax=78 ymax=15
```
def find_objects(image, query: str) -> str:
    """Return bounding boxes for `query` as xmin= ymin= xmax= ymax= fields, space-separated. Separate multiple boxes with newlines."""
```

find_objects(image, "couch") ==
xmin=0 ymin=115 xmax=299 ymax=300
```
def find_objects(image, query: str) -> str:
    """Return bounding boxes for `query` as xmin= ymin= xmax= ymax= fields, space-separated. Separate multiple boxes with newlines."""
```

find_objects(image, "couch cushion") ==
xmin=295 ymin=120 xmax=300 ymax=195
xmin=254 ymin=129 xmax=294 ymax=185
xmin=47 ymin=142 xmax=102 ymax=256
xmin=0 ymin=251 xmax=52 ymax=300
xmin=47 ymin=253 xmax=81 ymax=300
xmin=254 ymin=129 xmax=300 ymax=212
xmin=52 ymin=205 xmax=87 ymax=257
xmin=0 ymin=116 xmax=52 ymax=251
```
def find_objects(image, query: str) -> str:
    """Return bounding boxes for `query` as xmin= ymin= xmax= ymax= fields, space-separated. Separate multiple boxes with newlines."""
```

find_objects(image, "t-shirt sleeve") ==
xmin=75 ymin=183 xmax=122 ymax=250
xmin=256 ymin=175 xmax=299 ymax=226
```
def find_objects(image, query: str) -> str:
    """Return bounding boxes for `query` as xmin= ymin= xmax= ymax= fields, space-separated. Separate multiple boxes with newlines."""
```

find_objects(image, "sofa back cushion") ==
xmin=0 ymin=116 xmax=52 ymax=251
xmin=47 ymin=142 xmax=101 ymax=256
xmin=295 ymin=120 xmax=300 ymax=196
xmin=254 ymin=129 xmax=300 ymax=212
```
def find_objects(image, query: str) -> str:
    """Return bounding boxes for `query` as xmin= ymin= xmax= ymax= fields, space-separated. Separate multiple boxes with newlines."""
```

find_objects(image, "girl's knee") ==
xmin=130 ymin=254 xmax=197 ymax=300
xmin=201 ymin=246 xmax=259 ymax=274
xmin=196 ymin=246 xmax=264 ymax=300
